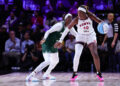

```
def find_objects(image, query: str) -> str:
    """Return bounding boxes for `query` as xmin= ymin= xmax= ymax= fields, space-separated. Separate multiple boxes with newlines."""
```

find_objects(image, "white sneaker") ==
xmin=42 ymin=75 xmax=56 ymax=80
xmin=26 ymin=75 xmax=39 ymax=82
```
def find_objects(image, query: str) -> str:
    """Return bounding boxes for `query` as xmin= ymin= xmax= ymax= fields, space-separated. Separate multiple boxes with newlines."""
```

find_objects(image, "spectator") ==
xmin=0 ymin=25 xmax=9 ymax=64
xmin=16 ymin=11 xmax=28 ymax=27
xmin=43 ymin=11 xmax=57 ymax=31
xmin=31 ymin=11 xmax=43 ymax=32
xmin=98 ymin=36 xmax=108 ymax=71
xmin=21 ymin=32 xmax=38 ymax=70
xmin=34 ymin=40 xmax=43 ymax=65
xmin=55 ymin=1 xmax=68 ymax=17
xmin=102 ymin=13 xmax=119 ymax=72
xmin=32 ymin=26 xmax=44 ymax=43
xmin=16 ymin=22 xmax=25 ymax=41
xmin=107 ymin=0 xmax=113 ymax=10
xmin=95 ymin=1 xmax=107 ymax=10
xmin=116 ymin=1 xmax=120 ymax=12
xmin=0 ymin=25 xmax=9 ymax=52
xmin=5 ymin=11 xmax=17 ymax=31
xmin=69 ymin=1 xmax=78 ymax=16
xmin=65 ymin=34 xmax=75 ymax=71
xmin=42 ymin=0 xmax=53 ymax=14
xmin=2 ymin=30 xmax=21 ymax=68
xmin=115 ymin=39 xmax=120 ymax=72
xmin=25 ymin=23 xmax=33 ymax=35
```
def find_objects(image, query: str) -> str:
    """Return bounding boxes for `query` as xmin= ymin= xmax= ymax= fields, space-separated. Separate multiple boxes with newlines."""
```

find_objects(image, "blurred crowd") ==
xmin=0 ymin=0 xmax=120 ymax=73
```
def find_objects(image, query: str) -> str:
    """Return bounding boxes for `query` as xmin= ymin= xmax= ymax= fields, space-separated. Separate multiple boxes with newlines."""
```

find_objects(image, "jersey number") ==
xmin=83 ymin=26 xmax=89 ymax=29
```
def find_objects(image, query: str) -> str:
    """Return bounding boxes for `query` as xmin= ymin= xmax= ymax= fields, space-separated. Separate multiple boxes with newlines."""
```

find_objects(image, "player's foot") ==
xmin=26 ymin=75 xmax=39 ymax=82
xmin=71 ymin=72 xmax=78 ymax=81
xmin=42 ymin=75 xmax=56 ymax=80
xmin=97 ymin=72 xmax=104 ymax=82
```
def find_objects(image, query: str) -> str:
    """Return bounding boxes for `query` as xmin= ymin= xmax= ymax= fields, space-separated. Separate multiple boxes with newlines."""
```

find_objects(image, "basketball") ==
xmin=97 ymin=22 xmax=109 ymax=34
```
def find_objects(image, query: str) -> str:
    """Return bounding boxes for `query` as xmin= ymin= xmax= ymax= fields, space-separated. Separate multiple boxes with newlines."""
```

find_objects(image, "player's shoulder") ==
xmin=74 ymin=17 xmax=78 ymax=21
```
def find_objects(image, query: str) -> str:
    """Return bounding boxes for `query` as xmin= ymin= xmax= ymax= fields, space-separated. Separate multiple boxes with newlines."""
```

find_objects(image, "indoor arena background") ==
xmin=0 ymin=0 xmax=120 ymax=82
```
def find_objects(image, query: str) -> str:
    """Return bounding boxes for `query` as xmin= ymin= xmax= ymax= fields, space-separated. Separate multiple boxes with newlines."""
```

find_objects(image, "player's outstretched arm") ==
xmin=58 ymin=17 xmax=78 ymax=43
xmin=54 ymin=18 xmax=78 ymax=48
xmin=40 ymin=23 xmax=62 ymax=44
xmin=70 ymin=27 xmax=77 ymax=37
xmin=87 ymin=11 xmax=103 ymax=23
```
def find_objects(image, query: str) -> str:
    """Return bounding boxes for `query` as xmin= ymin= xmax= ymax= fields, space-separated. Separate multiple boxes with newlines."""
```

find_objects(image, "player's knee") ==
xmin=52 ymin=59 xmax=59 ymax=65
xmin=55 ymin=59 xmax=59 ymax=65
xmin=44 ymin=60 xmax=50 ymax=65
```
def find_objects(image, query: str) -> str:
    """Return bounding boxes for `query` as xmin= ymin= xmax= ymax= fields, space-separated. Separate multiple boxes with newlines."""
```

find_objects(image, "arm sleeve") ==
xmin=114 ymin=23 xmax=119 ymax=33
xmin=58 ymin=27 xmax=70 ymax=43
xmin=43 ymin=23 xmax=62 ymax=39
xmin=69 ymin=27 xmax=77 ymax=37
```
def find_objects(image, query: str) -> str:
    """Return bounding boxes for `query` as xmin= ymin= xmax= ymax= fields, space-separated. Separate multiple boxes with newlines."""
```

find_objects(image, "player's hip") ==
xmin=42 ymin=44 xmax=58 ymax=53
xmin=75 ymin=32 xmax=97 ymax=45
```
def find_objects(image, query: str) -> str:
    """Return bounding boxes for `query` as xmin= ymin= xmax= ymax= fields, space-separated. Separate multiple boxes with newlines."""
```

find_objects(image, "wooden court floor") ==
xmin=0 ymin=72 xmax=120 ymax=86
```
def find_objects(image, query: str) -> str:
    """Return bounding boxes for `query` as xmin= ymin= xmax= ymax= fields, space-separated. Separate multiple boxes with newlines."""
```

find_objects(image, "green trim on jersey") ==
xmin=42 ymin=21 xmax=65 ymax=53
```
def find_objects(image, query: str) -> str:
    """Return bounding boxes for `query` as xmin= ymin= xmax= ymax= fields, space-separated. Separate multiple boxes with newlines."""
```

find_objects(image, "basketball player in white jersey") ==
xmin=55 ymin=5 xmax=104 ymax=81
xmin=26 ymin=13 xmax=77 ymax=81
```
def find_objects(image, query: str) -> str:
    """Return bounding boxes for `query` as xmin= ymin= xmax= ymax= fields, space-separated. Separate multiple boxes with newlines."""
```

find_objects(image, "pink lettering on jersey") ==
xmin=79 ymin=22 xmax=91 ymax=27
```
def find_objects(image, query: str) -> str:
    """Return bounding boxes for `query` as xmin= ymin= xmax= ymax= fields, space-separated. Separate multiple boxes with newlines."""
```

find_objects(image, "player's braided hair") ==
xmin=80 ymin=5 xmax=94 ymax=17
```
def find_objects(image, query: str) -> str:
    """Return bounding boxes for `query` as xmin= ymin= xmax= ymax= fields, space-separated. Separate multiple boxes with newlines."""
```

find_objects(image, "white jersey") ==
xmin=77 ymin=18 xmax=95 ymax=34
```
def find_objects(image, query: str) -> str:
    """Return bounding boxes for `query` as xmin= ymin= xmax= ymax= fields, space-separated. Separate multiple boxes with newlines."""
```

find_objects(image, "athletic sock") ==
xmin=72 ymin=72 xmax=78 ymax=78
xmin=97 ymin=72 xmax=102 ymax=78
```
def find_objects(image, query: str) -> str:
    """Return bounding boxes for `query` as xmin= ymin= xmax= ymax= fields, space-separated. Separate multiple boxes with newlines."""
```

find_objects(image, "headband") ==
xmin=64 ymin=13 xmax=72 ymax=20
xmin=78 ymin=7 xmax=86 ymax=13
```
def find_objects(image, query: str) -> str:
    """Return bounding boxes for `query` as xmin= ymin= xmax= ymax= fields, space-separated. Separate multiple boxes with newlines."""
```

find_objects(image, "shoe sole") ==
xmin=97 ymin=75 xmax=104 ymax=82
xmin=42 ymin=77 xmax=56 ymax=80
xmin=70 ymin=75 xmax=78 ymax=81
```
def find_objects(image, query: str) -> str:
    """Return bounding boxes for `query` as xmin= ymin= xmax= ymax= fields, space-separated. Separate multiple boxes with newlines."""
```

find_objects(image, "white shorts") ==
xmin=76 ymin=32 xmax=97 ymax=45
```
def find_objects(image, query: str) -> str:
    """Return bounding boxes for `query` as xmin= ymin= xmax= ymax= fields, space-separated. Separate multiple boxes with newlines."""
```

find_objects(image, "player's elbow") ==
xmin=68 ymin=25 xmax=72 ymax=29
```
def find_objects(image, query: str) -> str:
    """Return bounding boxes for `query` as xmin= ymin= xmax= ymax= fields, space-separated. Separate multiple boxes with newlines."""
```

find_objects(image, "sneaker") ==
xmin=97 ymin=72 xmax=104 ymax=82
xmin=26 ymin=75 xmax=39 ymax=82
xmin=71 ymin=73 xmax=78 ymax=81
xmin=42 ymin=75 xmax=56 ymax=80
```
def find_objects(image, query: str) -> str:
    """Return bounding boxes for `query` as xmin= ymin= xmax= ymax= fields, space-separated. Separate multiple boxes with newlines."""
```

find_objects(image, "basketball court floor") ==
xmin=0 ymin=72 xmax=120 ymax=86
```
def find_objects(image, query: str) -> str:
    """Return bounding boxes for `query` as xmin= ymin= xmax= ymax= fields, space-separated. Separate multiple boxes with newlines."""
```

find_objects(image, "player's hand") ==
xmin=111 ymin=41 xmax=115 ymax=48
xmin=40 ymin=39 xmax=45 ymax=45
xmin=66 ymin=48 xmax=72 ymax=53
xmin=10 ymin=45 xmax=15 ymax=50
xmin=54 ymin=42 xmax=63 ymax=49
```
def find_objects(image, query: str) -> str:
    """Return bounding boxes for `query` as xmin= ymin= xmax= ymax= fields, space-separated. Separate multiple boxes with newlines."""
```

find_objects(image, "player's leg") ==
xmin=26 ymin=53 xmax=50 ymax=81
xmin=43 ymin=52 xmax=59 ymax=80
xmin=88 ymin=43 xmax=100 ymax=72
xmin=87 ymin=33 xmax=104 ymax=81
xmin=71 ymin=43 xmax=84 ymax=81
xmin=88 ymin=43 xmax=104 ymax=81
